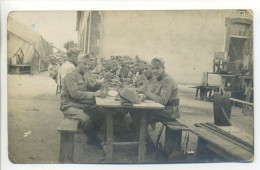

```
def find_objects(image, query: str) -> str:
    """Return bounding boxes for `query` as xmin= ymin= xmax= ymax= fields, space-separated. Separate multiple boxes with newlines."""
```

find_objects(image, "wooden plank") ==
xmin=198 ymin=123 xmax=252 ymax=153
xmin=57 ymin=117 xmax=78 ymax=132
xmin=221 ymin=107 xmax=232 ymax=126
xmin=190 ymin=127 xmax=253 ymax=161
xmin=59 ymin=132 xmax=75 ymax=163
xmin=138 ymin=112 xmax=147 ymax=163
xmin=206 ymin=141 xmax=242 ymax=161
xmin=213 ymin=93 xmax=232 ymax=125
xmin=230 ymin=98 xmax=254 ymax=106
xmin=164 ymin=121 xmax=190 ymax=131
xmin=215 ymin=126 xmax=253 ymax=146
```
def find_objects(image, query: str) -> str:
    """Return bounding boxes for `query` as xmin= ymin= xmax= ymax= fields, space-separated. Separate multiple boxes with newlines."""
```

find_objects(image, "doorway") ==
xmin=228 ymin=37 xmax=246 ymax=62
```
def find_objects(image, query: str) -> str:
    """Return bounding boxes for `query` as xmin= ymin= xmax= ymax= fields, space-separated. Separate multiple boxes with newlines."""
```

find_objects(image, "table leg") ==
xmin=106 ymin=111 xmax=113 ymax=163
xmin=195 ymin=88 xmax=199 ymax=99
xmin=200 ymin=88 xmax=207 ymax=101
xmin=138 ymin=112 xmax=146 ymax=163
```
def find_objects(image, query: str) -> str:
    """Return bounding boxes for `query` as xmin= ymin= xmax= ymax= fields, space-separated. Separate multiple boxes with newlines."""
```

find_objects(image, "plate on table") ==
xmin=108 ymin=90 xmax=119 ymax=97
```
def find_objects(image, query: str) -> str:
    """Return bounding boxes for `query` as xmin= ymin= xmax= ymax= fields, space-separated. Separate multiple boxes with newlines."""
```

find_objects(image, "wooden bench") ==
xmin=191 ymin=123 xmax=253 ymax=162
xmin=57 ymin=117 xmax=79 ymax=163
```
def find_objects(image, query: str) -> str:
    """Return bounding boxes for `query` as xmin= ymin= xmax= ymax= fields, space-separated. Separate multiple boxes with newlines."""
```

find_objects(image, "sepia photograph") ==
xmin=6 ymin=10 xmax=254 ymax=164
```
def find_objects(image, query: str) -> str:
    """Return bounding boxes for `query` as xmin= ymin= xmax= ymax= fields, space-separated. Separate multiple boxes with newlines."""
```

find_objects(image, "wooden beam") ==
xmin=230 ymin=98 xmax=254 ymax=106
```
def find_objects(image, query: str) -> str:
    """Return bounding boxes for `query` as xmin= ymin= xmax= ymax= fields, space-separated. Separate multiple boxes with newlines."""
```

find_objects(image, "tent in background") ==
xmin=7 ymin=16 xmax=53 ymax=73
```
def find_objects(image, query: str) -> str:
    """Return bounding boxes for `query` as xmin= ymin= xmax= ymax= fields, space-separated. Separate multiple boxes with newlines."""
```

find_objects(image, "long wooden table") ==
xmin=95 ymin=96 xmax=165 ymax=163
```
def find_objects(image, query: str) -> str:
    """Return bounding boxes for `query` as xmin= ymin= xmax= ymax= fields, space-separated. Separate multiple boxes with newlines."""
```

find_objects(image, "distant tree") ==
xmin=63 ymin=41 xmax=77 ymax=51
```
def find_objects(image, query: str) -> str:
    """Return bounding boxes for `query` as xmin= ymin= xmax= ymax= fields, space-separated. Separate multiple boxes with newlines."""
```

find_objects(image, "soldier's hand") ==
xmin=94 ymin=90 xmax=106 ymax=98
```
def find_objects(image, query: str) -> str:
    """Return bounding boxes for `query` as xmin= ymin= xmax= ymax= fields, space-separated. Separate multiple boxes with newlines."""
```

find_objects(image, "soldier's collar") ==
xmin=76 ymin=67 xmax=85 ymax=75
xmin=157 ymin=72 xmax=165 ymax=81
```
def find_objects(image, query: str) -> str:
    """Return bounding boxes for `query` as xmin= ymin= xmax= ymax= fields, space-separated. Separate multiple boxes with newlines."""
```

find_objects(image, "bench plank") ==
xmin=58 ymin=117 xmax=78 ymax=132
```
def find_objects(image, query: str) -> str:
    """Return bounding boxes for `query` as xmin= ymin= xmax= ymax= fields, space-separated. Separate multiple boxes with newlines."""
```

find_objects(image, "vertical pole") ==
xmin=138 ymin=112 xmax=146 ymax=163
xmin=87 ymin=11 xmax=92 ymax=54
xmin=39 ymin=57 xmax=41 ymax=73
xmin=83 ymin=12 xmax=88 ymax=53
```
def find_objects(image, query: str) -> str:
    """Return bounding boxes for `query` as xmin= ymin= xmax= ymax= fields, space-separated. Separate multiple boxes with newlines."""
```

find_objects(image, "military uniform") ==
xmin=131 ymin=72 xmax=180 ymax=155
xmin=144 ymin=72 xmax=180 ymax=120
xmin=60 ymin=67 xmax=104 ymax=134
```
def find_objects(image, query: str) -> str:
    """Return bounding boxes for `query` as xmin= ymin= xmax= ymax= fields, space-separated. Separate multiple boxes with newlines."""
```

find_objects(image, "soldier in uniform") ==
xmin=131 ymin=58 xmax=180 ymax=156
xmin=60 ymin=54 xmax=106 ymax=147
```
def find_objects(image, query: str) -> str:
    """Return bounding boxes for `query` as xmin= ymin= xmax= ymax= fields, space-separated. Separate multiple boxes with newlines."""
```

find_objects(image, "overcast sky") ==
xmin=9 ymin=11 xmax=78 ymax=52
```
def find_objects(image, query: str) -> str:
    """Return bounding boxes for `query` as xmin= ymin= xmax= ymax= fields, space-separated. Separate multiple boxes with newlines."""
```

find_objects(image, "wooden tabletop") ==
xmin=95 ymin=96 xmax=165 ymax=109
xmin=11 ymin=64 xmax=32 ymax=67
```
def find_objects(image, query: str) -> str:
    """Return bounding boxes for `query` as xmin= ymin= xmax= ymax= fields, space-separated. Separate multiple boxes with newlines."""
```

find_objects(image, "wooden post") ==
xmin=39 ymin=57 xmax=41 ymax=73
xmin=106 ymin=111 xmax=113 ymax=163
xmin=138 ymin=112 xmax=146 ymax=163
xmin=59 ymin=132 xmax=75 ymax=163
xmin=200 ymin=87 xmax=207 ymax=101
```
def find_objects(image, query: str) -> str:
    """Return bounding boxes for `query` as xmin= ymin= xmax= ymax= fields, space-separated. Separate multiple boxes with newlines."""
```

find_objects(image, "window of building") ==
xmin=239 ymin=10 xmax=246 ymax=18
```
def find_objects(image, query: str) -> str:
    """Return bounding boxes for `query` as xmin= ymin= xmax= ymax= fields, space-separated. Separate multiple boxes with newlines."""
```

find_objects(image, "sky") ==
xmin=9 ymin=11 xmax=78 ymax=52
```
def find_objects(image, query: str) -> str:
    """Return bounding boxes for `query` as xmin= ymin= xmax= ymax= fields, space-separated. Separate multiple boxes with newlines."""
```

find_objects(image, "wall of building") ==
xmin=89 ymin=11 xmax=102 ymax=56
xmin=77 ymin=11 xmax=102 ymax=55
xmin=100 ymin=10 xmax=252 ymax=84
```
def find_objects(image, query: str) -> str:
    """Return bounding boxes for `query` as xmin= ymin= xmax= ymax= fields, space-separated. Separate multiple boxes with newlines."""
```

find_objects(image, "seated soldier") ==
xmin=60 ymin=53 xmax=106 ymax=147
xmin=131 ymin=58 xmax=180 ymax=156
xmin=48 ymin=58 xmax=57 ymax=80
xmin=57 ymin=47 xmax=80 ymax=88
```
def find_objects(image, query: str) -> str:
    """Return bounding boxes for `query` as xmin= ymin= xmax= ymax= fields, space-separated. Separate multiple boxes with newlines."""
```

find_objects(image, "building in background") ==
xmin=76 ymin=11 xmax=103 ymax=56
xmin=76 ymin=10 xmax=253 ymax=84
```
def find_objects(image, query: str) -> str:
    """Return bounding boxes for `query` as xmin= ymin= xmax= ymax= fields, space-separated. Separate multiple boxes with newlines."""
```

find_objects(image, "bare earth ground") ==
xmin=7 ymin=72 xmax=254 ymax=164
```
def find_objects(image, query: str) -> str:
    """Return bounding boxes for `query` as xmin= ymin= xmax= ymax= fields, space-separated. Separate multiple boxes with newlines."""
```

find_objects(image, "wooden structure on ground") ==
xmin=190 ymin=123 xmax=253 ymax=162
xmin=193 ymin=10 xmax=253 ymax=114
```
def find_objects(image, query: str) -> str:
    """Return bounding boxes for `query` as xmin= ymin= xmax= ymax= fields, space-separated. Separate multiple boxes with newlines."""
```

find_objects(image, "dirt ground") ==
xmin=7 ymin=72 xmax=254 ymax=164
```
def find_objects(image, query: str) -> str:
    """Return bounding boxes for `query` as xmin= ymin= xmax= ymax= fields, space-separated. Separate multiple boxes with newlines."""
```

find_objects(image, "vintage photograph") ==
xmin=7 ymin=10 xmax=253 ymax=164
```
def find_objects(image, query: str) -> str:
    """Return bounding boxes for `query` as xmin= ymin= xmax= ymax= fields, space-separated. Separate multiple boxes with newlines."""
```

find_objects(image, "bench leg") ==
xmin=165 ymin=128 xmax=182 ymax=153
xmin=59 ymin=132 xmax=75 ymax=163
xmin=200 ymin=88 xmax=207 ymax=101
xmin=195 ymin=88 xmax=199 ymax=99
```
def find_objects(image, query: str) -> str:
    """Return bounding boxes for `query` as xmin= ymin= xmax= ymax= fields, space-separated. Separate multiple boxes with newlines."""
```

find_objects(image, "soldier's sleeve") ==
xmin=85 ymin=74 xmax=102 ymax=91
xmin=145 ymin=79 xmax=172 ymax=105
xmin=64 ymin=72 xmax=95 ymax=100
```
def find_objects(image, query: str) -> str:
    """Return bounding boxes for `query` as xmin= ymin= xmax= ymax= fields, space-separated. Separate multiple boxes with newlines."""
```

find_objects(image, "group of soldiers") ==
xmin=49 ymin=46 xmax=180 ymax=160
